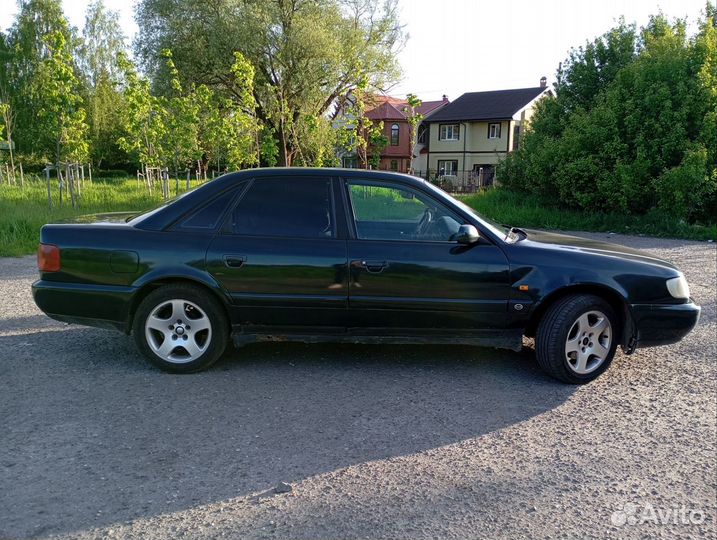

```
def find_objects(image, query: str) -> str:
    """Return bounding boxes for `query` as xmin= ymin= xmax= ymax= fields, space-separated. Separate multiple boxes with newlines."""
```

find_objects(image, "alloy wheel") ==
xmin=564 ymin=310 xmax=612 ymax=374
xmin=144 ymin=299 xmax=212 ymax=363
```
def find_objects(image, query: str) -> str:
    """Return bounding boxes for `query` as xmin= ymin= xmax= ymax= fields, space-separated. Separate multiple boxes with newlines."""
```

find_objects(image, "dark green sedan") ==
xmin=32 ymin=168 xmax=700 ymax=383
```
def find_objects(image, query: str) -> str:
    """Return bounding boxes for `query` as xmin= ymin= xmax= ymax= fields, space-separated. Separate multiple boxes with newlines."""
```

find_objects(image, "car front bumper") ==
xmin=631 ymin=300 xmax=701 ymax=347
xmin=32 ymin=280 xmax=136 ymax=333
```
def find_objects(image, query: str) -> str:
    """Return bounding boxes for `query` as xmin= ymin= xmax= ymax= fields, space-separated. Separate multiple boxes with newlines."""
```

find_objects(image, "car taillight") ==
xmin=38 ymin=243 xmax=61 ymax=272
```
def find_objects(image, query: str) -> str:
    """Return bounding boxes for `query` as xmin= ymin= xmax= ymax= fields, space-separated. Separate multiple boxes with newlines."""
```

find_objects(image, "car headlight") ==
xmin=666 ymin=275 xmax=691 ymax=299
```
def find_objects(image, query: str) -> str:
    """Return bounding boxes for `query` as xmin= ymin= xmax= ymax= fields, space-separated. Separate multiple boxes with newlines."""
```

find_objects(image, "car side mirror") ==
xmin=451 ymin=224 xmax=480 ymax=244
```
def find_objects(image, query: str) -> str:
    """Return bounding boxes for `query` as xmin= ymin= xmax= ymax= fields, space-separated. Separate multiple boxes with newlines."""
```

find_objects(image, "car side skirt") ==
xmin=233 ymin=329 xmax=524 ymax=351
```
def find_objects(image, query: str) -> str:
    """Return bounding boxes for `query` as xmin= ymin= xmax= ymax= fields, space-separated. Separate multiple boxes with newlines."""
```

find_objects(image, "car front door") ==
xmin=206 ymin=176 xmax=348 ymax=333
xmin=343 ymin=179 xmax=510 ymax=334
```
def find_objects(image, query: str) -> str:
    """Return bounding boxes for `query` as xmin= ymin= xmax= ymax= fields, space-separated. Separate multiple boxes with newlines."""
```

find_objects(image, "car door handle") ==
xmin=361 ymin=260 xmax=388 ymax=273
xmin=223 ymin=255 xmax=246 ymax=268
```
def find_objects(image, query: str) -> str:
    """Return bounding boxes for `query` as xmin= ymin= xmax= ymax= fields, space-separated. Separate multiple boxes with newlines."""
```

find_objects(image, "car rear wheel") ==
xmin=535 ymin=294 xmax=619 ymax=384
xmin=133 ymin=284 xmax=229 ymax=373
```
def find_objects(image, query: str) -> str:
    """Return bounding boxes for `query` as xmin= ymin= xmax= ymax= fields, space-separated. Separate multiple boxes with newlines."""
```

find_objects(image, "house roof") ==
xmin=425 ymin=87 xmax=548 ymax=122
xmin=364 ymin=95 xmax=450 ymax=121
xmin=365 ymin=100 xmax=406 ymax=121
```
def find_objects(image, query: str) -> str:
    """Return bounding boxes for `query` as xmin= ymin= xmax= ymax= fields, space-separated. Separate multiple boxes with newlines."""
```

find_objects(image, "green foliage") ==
xmin=134 ymin=0 xmax=404 ymax=166
xmin=34 ymin=31 xmax=89 ymax=164
xmin=1 ymin=0 xmax=76 ymax=158
xmin=116 ymin=53 xmax=166 ymax=168
xmin=499 ymin=11 xmax=717 ymax=225
xmin=461 ymin=189 xmax=716 ymax=241
xmin=403 ymin=93 xmax=423 ymax=170
xmin=260 ymin=126 xmax=279 ymax=167
xmin=78 ymin=0 xmax=129 ymax=169
xmin=0 ymin=178 xmax=202 ymax=256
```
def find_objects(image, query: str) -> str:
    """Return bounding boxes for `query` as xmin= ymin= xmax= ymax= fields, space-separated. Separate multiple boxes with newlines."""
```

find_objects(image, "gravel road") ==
xmin=0 ymin=232 xmax=715 ymax=540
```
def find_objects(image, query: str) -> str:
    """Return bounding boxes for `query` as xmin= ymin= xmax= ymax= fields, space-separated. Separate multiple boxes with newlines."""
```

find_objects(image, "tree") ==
xmin=116 ymin=53 xmax=166 ymax=171
xmin=78 ymin=0 xmax=129 ymax=169
xmin=3 ymin=0 xmax=77 ymax=157
xmin=162 ymin=49 xmax=201 ymax=176
xmin=498 ymin=10 xmax=717 ymax=223
xmin=34 ymin=31 xmax=89 ymax=168
xmin=403 ymin=93 xmax=422 ymax=172
xmin=134 ymin=0 xmax=404 ymax=166
xmin=0 ymin=97 xmax=16 ymax=176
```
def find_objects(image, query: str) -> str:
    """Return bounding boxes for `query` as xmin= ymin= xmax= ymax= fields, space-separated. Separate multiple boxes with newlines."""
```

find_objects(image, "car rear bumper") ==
xmin=631 ymin=300 xmax=701 ymax=347
xmin=32 ymin=280 xmax=136 ymax=333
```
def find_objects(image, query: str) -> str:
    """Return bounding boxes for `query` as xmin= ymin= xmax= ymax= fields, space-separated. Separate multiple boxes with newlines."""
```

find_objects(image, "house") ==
xmin=363 ymin=95 xmax=449 ymax=173
xmin=335 ymin=94 xmax=449 ymax=173
xmin=415 ymin=79 xmax=551 ymax=187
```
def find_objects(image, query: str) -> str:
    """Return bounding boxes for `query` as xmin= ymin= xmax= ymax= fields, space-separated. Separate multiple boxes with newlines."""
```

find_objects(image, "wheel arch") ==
xmin=127 ymin=276 xmax=232 ymax=335
xmin=524 ymin=283 xmax=634 ymax=345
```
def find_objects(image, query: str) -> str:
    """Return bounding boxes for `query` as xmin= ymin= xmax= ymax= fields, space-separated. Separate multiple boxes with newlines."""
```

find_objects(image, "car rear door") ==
xmin=342 ymin=178 xmax=510 ymax=334
xmin=205 ymin=175 xmax=349 ymax=333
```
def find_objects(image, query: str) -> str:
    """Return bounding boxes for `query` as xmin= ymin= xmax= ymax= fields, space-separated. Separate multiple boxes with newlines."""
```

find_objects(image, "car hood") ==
xmin=520 ymin=229 xmax=677 ymax=270
xmin=57 ymin=212 xmax=138 ymax=224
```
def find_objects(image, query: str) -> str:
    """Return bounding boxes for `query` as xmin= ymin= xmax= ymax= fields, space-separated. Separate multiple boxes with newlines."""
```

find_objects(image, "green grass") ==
xmin=0 ymin=178 xmax=200 ymax=257
xmin=461 ymin=189 xmax=716 ymax=241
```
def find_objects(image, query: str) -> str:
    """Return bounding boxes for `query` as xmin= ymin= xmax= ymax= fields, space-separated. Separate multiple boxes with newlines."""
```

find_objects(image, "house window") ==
xmin=390 ymin=123 xmax=400 ymax=146
xmin=439 ymin=124 xmax=460 ymax=141
xmin=512 ymin=125 xmax=521 ymax=150
xmin=488 ymin=123 xmax=502 ymax=139
xmin=390 ymin=159 xmax=399 ymax=171
xmin=342 ymin=156 xmax=358 ymax=168
xmin=417 ymin=124 xmax=428 ymax=144
xmin=437 ymin=159 xmax=458 ymax=176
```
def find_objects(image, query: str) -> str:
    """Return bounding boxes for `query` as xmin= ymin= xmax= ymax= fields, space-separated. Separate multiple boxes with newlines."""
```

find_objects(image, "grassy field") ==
xmin=0 ymin=178 xmax=199 ymax=257
xmin=0 ymin=179 xmax=714 ymax=257
xmin=461 ymin=189 xmax=716 ymax=241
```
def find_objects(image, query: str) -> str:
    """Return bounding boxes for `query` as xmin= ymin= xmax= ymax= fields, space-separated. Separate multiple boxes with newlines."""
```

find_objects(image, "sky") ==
xmin=0 ymin=0 xmax=712 ymax=101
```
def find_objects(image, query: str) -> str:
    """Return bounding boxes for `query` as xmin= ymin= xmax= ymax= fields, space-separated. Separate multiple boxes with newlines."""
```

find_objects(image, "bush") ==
xmin=498 ymin=12 xmax=717 ymax=226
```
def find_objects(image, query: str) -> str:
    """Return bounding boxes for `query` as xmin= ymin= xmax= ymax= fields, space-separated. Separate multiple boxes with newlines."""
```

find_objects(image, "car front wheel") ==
xmin=133 ymin=284 xmax=229 ymax=373
xmin=535 ymin=294 xmax=619 ymax=384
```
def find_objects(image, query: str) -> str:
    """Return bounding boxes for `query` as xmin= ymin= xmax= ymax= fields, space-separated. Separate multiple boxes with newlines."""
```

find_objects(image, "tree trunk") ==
xmin=276 ymin=125 xmax=291 ymax=167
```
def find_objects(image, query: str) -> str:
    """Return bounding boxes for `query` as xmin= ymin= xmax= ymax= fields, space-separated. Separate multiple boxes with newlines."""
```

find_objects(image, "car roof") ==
xmin=220 ymin=167 xmax=427 ymax=185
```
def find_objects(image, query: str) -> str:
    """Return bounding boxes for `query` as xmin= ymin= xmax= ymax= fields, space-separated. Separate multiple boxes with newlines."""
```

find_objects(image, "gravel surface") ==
xmin=0 ymin=232 xmax=715 ymax=540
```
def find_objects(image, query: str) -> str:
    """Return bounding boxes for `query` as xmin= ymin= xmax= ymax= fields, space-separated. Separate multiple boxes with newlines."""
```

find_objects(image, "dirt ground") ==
xmin=0 ymin=232 xmax=715 ymax=540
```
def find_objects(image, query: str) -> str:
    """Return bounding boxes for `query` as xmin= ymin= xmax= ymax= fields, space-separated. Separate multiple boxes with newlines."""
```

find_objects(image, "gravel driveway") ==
xmin=1 ymin=232 xmax=715 ymax=540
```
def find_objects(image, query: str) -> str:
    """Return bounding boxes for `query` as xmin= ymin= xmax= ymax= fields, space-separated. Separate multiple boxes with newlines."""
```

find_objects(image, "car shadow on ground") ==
xmin=0 ymin=326 xmax=576 ymax=539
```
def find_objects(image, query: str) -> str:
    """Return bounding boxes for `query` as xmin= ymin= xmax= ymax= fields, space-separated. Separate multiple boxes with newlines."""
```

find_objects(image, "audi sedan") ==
xmin=32 ymin=168 xmax=700 ymax=383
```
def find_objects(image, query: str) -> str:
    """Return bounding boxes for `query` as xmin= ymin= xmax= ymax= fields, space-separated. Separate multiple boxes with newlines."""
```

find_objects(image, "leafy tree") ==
xmin=78 ymin=0 xmax=129 ymax=169
xmin=403 ymin=93 xmax=422 ymax=172
xmin=499 ymin=10 xmax=717 ymax=223
xmin=34 ymin=31 xmax=89 ymax=167
xmin=335 ymin=78 xmax=388 ymax=169
xmin=162 ymin=49 xmax=201 ymax=175
xmin=0 ymin=97 xmax=17 ymax=174
xmin=134 ymin=0 xmax=404 ymax=166
xmin=116 ymin=53 xmax=166 ymax=169
xmin=3 ymin=0 xmax=77 ymax=157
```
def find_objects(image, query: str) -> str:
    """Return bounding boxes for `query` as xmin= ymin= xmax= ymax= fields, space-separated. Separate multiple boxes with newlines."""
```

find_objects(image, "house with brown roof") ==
xmin=363 ymin=95 xmax=449 ymax=173
xmin=335 ymin=94 xmax=449 ymax=173
xmin=415 ymin=80 xmax=551 ymax=188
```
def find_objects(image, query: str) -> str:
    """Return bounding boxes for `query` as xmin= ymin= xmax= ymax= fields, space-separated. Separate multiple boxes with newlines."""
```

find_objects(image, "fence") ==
xmin=411 ymin=169 xmax=496 ymax=194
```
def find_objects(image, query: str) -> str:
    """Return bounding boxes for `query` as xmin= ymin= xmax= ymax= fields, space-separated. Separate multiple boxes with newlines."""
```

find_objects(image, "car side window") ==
xmin=230 ymin=178 xmax=334 ymax=238
xmin=179 ymin=188 xmax=240 ymax=230
xmin=347 ymin=181 xmax=463 ymax=242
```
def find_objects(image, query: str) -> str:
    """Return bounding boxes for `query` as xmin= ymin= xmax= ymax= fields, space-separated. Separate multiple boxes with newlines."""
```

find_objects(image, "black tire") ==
xmin=132 ymin=283 xmax=229 ymax=373
xmin=535 ymin=294 xmax=619 ymax=384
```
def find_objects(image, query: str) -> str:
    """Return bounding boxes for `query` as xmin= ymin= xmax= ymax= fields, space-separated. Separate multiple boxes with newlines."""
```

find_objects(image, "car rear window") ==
xmin=180 ymin=192 xmax=237 ymax=229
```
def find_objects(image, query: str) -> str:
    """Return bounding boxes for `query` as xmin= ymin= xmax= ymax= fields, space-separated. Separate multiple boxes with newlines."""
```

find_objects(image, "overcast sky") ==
xmin=0 ymin=0 xmax=711 ymax=101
